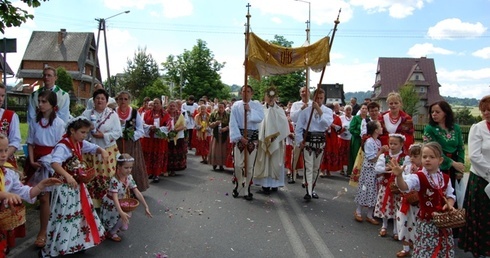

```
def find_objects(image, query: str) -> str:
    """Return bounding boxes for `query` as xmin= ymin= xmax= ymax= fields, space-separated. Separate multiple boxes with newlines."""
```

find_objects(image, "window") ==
xmin=419 ymin=87 xmax=425 ymax=92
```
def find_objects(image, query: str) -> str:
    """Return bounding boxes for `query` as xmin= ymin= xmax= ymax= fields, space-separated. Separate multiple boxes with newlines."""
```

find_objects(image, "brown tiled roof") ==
xmin=17 ymin=30 xmax=97 ymax=78
xmin=0 ymin=54 xmax=14 ymax=75
xmin=372 ymin=57 xmax=444 ymax=105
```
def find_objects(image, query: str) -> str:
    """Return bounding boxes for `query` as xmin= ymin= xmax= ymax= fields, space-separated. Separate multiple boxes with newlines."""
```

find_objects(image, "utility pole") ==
xmin=91 ymin=10 xmax=130 ymax=96
xmin=295 ymin=0 xmax=311 ymax=90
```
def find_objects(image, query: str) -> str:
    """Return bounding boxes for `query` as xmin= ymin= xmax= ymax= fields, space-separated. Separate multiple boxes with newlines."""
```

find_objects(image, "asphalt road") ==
xmin=10 ymin=151 xmax=473 ymax=258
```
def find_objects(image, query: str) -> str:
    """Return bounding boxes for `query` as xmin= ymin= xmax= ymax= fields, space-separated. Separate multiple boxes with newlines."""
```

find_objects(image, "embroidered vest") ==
xmin=416 ymin=171 xmax=449 ymax=221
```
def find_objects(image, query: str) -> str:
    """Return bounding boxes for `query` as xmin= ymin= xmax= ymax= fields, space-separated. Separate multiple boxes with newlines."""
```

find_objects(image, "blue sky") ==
xmin=3 ymin=0 xmax=490 ymax=99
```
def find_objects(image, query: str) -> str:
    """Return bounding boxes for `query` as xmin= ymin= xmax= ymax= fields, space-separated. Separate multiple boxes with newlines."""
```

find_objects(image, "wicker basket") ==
xmin=0 ymin=204 xmax=26 ymax=231
xmin=119 ymin=187 xmax=139 ymax=212
xmin=404 ymin=191 xmax=419 ymax=205
xmin=120 ymin=198 xmax=139 ymax=212
xmin=75 ymin=161 xmax=96 ymax=184
xmin=432 ymin=197 xmax=466 ymax=228
xmin=389 ymin=182 xmax=401 ymax=194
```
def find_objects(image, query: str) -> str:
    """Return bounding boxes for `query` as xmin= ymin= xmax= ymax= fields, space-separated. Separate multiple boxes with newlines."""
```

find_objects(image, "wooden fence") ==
xmin=413 ymin=124 xmax=471 ymax=144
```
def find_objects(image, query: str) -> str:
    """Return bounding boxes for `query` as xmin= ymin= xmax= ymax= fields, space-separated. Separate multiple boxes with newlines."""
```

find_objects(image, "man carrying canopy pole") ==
xmin=229 ymin=4 xmax=264 ymax=201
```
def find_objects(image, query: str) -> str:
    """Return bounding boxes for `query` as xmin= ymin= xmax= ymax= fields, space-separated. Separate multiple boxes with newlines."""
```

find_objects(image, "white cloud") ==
xmin=350 ymin=0 xmax=429 ymax=18
xmin=407 ymin=43 xmax=454 ymax=57
xmin=427 ymin=18 xmax=487 ymax=40
xmin=472 ymin=47 xmax=490 ymax=59
xmin=103 ymin=0 xmax=193 ymax=18
xmin=249 ymin=0 xmax=352 ymax=25
xmin=439 ymin=83 xmax=489 ymax=99
xmin=271 ymin=17 xmax=282 ymax=24
xmin=438 ymin=67 xmax=490 ymax=82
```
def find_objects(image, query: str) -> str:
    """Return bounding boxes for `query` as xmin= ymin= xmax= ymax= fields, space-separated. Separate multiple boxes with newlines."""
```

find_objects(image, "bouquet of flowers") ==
xmin=65 ymin=156 xmax=95 ymax=184
xmin=122 ymin=119 xmax=136 ymax=140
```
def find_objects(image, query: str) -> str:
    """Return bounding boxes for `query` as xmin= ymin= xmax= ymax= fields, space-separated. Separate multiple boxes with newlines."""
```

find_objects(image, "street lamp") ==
xmin=295 ymin=0 xmax=311 ymax=89
xmin=91 ymin=10 xmax=130 ymax=96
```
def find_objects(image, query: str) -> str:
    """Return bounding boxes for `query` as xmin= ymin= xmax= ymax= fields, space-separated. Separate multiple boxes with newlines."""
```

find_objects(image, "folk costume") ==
xmin=167 ymin=113 xmax=187 ymax=174
xmin=354 ymin=137 xmax=382 ymax=208
xmin=254 ymin=102 xmax=289 ymax=189
xmin=116 ymin=107 xmax=149 ymax=192
xmin=289 ymin=99 xmax=312 ymax=183
xmin=295 ymin=104 xmax=333 ymax=200
xmin=229 ymin=99 xmax=264 ymax=199
xmin=27 ymin=85 xmax=70 ymax=123
xmin=0 ymin=109 xmax=21 ymax=168
xmin=400 ymin=169 xmax=455 ymax=258
xmin=141 ymin=108 xmax=172 ymax=178
xmin=100 ymin=175 xmax=137 ymax=234
xmin=423 ymin=123 xmax=465 ymax=208
xmin=347 ymin=114 xmax=367 ymax=181
xmin=24 ymin=116 xmax=65 ymax=187
xmin=338 ymin=114 xmax=352 ymax=174
xmin=82 ymin=108 xmax=122 ymax=208
xmin=195 ymin=111 xmax=211 ymax=158
xmin=182 ymin=101 xmax=199 ymax=150
xmin=374 ymin=150 xmax=410 ymax=236
xmin=396 ymin=163 xmax=421 ymax=246
xmin=42 ymin=138 xmax=105 ymax=257
xmin=0 ymin=167 xmax=37 ymax=256
xmin=320 ymin=113 xmax=342 ymax=175
xmin=208 ymin=110 xmax=230 ymax=169
xmin=458 ymin=120 xmax=490 ymax=257
xmin=379 ymin=110 xmax=414 ymax=153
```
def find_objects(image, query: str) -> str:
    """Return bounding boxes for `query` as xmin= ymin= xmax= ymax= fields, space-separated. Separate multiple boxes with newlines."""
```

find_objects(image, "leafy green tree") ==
xmin=119 ymin=47 xmax=160 ymax=101
xmin=139 ymin=78 xmax=170 ymax=103
xmin=454 ymin=106 xmax=477 ymax=125
xmin=161 ymin=39 xmax=228 ymax=100
xmin=0 ymin=0 xmax=47 ymax=34
xmin=248 ymin=35 xmax=305 ymax=104
xmin=399 ymin=84 xmax=420 ymax=117
xmin=55 ymin=67 xmax=73 ymax=93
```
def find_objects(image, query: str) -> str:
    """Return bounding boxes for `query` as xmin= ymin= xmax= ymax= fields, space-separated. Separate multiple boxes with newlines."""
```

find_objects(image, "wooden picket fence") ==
xmin=413 ymin=124 xmax=471 ymax=144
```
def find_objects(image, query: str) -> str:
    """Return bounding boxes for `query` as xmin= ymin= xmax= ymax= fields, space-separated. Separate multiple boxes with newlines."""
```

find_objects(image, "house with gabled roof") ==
xmin=372 ymin=57 xmax=444 ymax=124
xmin=0 ymin=53 xmax=14 ymax=79
xmin=16 ymin=29 xmax=102 ymax=103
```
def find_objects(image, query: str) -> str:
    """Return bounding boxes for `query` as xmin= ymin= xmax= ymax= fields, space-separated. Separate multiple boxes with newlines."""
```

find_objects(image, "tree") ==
xmin=399 ymin=84 xmax=420 ymax=117
xmin=248 ymin=35 xmax=305 ymax=104
xmin=55 ymin=66 xmax=73 ymax=93
xmin=0 ymin=0 xmax=47 ymax=34
xmin=119 ymin=47 xmax=160 ymax=102
xmin=139 ymin=78 xmax=170 ymax=103
xmin=161 ymin=39 xmax=228 ymax=100
xmin=454 ymin=106 xmax=477 ymax=125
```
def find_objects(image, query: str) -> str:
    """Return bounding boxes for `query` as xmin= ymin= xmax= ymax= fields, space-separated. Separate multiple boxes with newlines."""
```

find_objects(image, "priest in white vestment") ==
xmin=254 ymin=88 xmax=290 ymax=193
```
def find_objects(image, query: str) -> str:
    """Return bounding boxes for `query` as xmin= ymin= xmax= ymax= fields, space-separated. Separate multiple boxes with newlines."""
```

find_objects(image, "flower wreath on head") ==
xmin=389 ymin=133 xmax=406 ymax=142
xmin=116 ymin=153 xmax=135 ymax=163
xmin=408 ymin=143 xmax=422 ymax=151
xmin=65 ymin=116 xmax=91 ymax=130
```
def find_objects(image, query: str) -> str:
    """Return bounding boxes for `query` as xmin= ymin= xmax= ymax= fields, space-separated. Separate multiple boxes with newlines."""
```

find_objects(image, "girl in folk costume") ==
xmin=0 ymin=83 xmax=21 ymax=169
xmin=389 ymin=142 xmax=456 ymax=258
xmin=320 ymin=106 xmax=342 ymax=177
xmin=24 ymin=91 xmax=65 ymax=248
xmin=395 ymin=144 xmax=422 ymax=257
xmin=354 ymin=121 xmax=389 ymax=224
xmin=195 ymin=105 xmax=210 ymax=164
xmin=141 ymin=98 xmax=171 ymax=182
xmin=374 ymin=133 xmax=410 ymax=239
xmin=101 ymin=153 xmax=152 ymax=242
xmin=379 ymin=92 xmax=414 ymax=154
xmin=284 ymin=114 xmax=295 ymax=176
xmin=338 ymin=105 xmax=353 ymax=175
xmin=208 ymin=102 xmax=230 ymax=171
xmin=41 ymin=117 xmax=109 ymax=258
xmin=0 ymin=134 xmax=62 ymax=257
xmin=81 ymin=89 xmax=122 ymax=208
xmin=115 ymin=91 xmax=149 ymax=192
xmin=166 ymin=101 xmax=187 ymax=176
